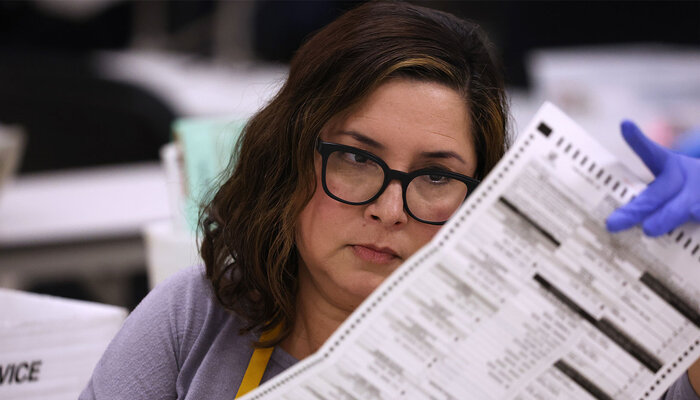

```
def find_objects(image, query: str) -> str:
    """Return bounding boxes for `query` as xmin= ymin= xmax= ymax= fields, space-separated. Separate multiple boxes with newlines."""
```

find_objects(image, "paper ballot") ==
xmin=242 ymin=103 xmax=700 ymax=400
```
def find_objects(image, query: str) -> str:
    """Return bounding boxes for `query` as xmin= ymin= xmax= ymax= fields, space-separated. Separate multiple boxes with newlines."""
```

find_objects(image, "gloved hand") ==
xmin=606 ymin=120 xmax=700 ymax=237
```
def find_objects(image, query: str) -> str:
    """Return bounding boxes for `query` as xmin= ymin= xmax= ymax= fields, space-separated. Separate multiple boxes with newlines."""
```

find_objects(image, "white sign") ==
xmin=0 ymin=289 xmax=126 ymax=400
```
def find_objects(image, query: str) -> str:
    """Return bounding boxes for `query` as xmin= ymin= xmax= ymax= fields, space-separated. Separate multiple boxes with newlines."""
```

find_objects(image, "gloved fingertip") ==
xmin=606 ymin=211 xmax=639 ymax=233
xmin=619 ymin=119 xmax=670 ymax=176
xmin=620 ymin=120 xmax=643 ymax=140
xmin=621 ymin=119 xmax=637 ymax=132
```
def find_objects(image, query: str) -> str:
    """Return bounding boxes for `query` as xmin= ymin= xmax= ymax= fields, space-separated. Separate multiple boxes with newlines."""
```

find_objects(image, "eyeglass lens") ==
xmin=325 ymin=149 xmax=469 ymax=223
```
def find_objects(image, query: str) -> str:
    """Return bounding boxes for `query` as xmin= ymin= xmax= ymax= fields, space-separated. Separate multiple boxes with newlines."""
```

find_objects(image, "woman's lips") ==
xmin=351 ymin=245 xmax=399 ymax=264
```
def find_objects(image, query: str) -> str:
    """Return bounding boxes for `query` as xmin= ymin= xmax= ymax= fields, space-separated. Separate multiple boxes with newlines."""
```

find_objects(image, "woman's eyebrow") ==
xmin=338 ymin=130 xmax=466 ymax=164
xmin=337 ymin=131 xmax=384 ymax=149
xmin=420 ymin=150 xmax=466 ymax=164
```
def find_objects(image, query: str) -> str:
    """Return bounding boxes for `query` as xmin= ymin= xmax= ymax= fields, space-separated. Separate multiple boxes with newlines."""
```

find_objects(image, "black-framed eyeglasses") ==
xmin=316 ymin=140 xmax=480 ymax=225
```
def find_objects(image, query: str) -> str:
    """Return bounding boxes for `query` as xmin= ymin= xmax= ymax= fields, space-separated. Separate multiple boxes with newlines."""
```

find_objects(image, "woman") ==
xmin=81 ymin=2 xmax=700 ymax=399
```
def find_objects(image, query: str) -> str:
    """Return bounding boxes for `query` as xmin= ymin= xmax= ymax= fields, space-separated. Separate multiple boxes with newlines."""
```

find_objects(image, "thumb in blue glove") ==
xmin=606 ymin=120 xmax=700 ymax=237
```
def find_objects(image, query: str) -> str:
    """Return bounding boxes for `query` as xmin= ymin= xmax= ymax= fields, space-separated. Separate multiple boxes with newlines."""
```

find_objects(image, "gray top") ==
xmin=80 ymin=265 xmax=699 ymax=399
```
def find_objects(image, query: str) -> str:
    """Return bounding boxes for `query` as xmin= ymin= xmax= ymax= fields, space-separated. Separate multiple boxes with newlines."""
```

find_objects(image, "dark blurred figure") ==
xmin=0 ymin=0 xmax=207 ymax=174
xmin=0 ymin=51 xmax=176 ymax=173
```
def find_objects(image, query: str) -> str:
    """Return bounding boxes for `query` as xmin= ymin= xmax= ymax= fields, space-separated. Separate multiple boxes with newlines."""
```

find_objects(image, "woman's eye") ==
xmin=341 ymin=151 xmax=368 ymax=164
xmin=424 ymin=174 xmax=450 ymax=184
xmin=353 ymin=153 xmax=368 ymax=163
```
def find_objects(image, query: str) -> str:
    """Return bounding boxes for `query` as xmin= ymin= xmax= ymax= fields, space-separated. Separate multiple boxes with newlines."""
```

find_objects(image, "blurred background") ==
xmin=0 ymin=0 xmax=699 ymax=310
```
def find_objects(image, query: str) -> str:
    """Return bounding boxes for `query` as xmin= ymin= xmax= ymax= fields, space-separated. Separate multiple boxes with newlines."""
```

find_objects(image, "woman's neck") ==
xmin=280 ymin=266 xmax=353 ymax=360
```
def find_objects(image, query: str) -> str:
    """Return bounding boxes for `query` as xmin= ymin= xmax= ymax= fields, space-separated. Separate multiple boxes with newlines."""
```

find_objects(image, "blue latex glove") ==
xmin=606 ymin=120 xmax=700 ymax=236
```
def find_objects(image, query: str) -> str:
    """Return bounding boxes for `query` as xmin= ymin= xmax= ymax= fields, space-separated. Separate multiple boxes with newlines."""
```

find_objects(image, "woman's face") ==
xmin=296 ymin=78 xmax=477 ymax=313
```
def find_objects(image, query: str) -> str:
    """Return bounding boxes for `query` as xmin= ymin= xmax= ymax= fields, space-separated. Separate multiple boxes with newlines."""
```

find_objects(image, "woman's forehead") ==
xmin=322 ymin=79 xmax=476 ymax=170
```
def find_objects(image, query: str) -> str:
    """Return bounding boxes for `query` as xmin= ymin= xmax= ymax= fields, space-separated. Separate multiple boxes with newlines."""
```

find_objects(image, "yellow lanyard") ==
xmin=234 ymin=324 xmax=283 ymax=399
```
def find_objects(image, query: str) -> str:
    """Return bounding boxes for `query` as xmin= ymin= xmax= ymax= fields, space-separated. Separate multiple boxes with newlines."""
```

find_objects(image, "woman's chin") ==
xmin=340 ymin=270 xmax=390 ymax=307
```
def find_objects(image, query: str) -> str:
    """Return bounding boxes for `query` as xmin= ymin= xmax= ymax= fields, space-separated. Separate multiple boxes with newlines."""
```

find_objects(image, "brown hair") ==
xmin=200 ymin=1 xmax=509 ymax=346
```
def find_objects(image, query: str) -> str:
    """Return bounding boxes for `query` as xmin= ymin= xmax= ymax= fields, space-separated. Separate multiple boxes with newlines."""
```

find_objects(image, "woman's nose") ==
xmin=364 ymin=180 xmax=408 ymax=226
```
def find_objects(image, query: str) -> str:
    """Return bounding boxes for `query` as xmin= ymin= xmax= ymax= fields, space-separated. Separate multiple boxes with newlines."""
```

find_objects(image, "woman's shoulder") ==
xmin=143 ymin=264 xmax=244 ymax=343
xmin=148 ymin=264 xmax=216 ymax=312
xmin=151 ymin=264 xmax=213 ymax=301
xmin=81 ymin=265 xmax=257 ymax=399
xmin=106 ymin=264 xmax=236 ymax=354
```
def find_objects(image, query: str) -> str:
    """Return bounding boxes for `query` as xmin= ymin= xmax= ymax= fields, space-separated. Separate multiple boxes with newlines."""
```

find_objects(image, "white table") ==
xmin=0 ymin=163 xmax=170 ymax=304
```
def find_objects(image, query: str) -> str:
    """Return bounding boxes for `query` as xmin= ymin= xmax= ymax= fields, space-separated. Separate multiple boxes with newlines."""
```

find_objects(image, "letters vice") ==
xmin=0 ymin=360 xmax=41 ymax=385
